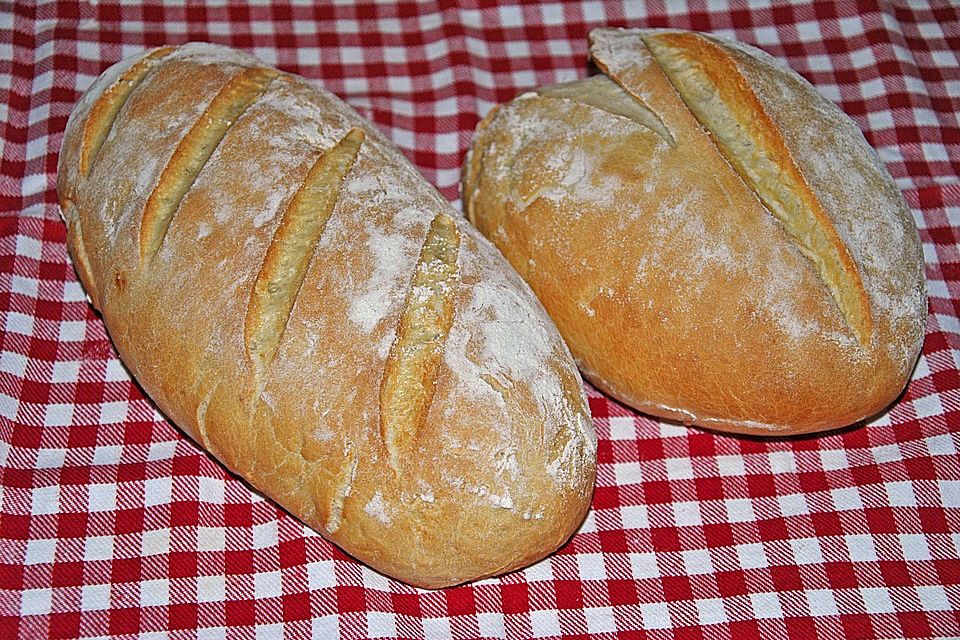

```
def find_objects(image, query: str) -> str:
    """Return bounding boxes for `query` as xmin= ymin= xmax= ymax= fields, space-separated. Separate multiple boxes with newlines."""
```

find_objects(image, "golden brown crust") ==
xmin=463 ymin=28 xmax=926 ymax=436
xmin=58 ymin=43 xmax=596 ymax=588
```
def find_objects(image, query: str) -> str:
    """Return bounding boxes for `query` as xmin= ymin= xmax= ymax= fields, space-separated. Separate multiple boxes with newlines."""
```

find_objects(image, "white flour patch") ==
xmin=364 ymin=491 xmax=392 ymax=525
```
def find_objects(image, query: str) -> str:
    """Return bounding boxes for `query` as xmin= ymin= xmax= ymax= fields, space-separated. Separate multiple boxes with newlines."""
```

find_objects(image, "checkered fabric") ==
xmin=1 ymin=1 xmax=959 ymax=638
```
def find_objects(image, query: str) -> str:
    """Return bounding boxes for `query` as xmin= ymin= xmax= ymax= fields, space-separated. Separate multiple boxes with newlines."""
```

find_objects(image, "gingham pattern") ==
xmin=1 ymin=1 xmax=959 ymax=638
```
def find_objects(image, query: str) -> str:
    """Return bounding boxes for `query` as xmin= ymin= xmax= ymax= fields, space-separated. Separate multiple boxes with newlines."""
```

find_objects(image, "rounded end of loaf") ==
xmin=331 ymin=459 xmax=596 ymax=589
xmin=462 ymin=28 xmax=926 ymax=437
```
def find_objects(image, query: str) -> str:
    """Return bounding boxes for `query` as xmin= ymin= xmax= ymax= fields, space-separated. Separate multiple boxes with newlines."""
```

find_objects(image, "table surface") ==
xmin=1 ymin=1 xmax=959 ymax=638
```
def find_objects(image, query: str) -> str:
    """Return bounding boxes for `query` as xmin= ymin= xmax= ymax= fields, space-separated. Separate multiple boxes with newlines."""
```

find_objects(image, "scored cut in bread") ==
xmin=463 ymin=28 xmax=926 ymax=436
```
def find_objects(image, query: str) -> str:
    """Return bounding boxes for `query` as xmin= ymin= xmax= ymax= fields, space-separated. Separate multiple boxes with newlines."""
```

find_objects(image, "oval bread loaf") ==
xmin=463 ymin=28 xmax=926 ymax=436
xmin=58 ymin=43 xmax=597 ymax=588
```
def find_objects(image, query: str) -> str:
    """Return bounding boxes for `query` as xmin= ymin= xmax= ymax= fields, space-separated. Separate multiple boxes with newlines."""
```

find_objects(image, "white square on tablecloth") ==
xmin=92 ymin=445 xmax=123 ymax=466
xmin=725 ymin=498 xmax=755 ymax=522
xmin=750 ymin=592 xmax=784 ymax=620
xmin=695 ymin=598 xmax=727 ymax=626
xmin=143 ymin=477 xmax=172 ymax=507
xmin=790 ymin=538 xmax=825 ymax=565
xmin=639 ymin=602 xmax=671 ymax=630
xmin=916 ymin=585 xmax=952 ymax=611
xmin=307 ymin=560 xmax=336 ymax=590
xmin=197 ymin=574 xmax=225 ymax=603
xmin=147 ymin=440 xmax=177 ymax=463
xmin=80 ymin=583 xmax=110 ymax=611
xmin=141 ymin=528 xmax=171 ymax=557
xmin=43 ymin=403 xmax=73 ymax=427
xmin=807 ymin=54 xmax=832 ymax=72
xmin=607 ymin=417 xmax=635 ymax=440
xmin=577 ymin=553 xmax=606 ymax=581
xmin=105 ymin=359 xmax=129 ymax=381
xmin=477 ymin=612 xmax=505 ymax=639
xmin=0 ymin=350 xmax=27 ymax=377
xmin=83 ymin=536 xmax=114 ymax=562
xmin=860 ymin=587 xmax=896 ymax=614
xmin=819 ymin=449 xmax=849 ymax=471
xmin=926 ymin=434 xmax=956 ymax=457
xmin=87 ymin=483 xmax=117 ymax=512
xmin=620 ymin=504 xmax=649 ymax=529
xmin=99 ymin=401 xmax=128 ymax=424
xmin=885 ymin=481 xmax=918 ymax=507
xmin=31 ymin=484 xmax=59 ymax=515
xmin=20 ymin=588 xmax=53 ymax=616
xmin=35 ymin=448 xmax=66 ymax=469
xmin=0 ymin=393 xmax=18 ymax=420
xmin=673 ymin=501 xmax=703 ymax=527
xmin=584 ymin=607 xmax=616 ymax=634
xmin=312 ymin=615 xmax=340 ymax=640
xmin=196 ymin=627 xmax=227 ymax=640
xmin=898 ymin=533 xmax=932 ymax=561
xmin=24 ymin=538 xmax=56 ymax=565
xmin=497 ymin=5 xmax=522 ymax=27
xmin=62 ymin=280 xmax=86 ymax=303
xmin=657 ymin=422 xmax=687 ymax=438
xmin=253 ymin=570 xmax=282 ymax=599
xmin=361 ymin=566 xmax=391 ymax=590
xmin=682 ymin=549 xmax=714 ymax=576
xmin=831 ymin=487 xmax=864 ymax=511
xmin=422 ymin=617 xmax=452 ymax=640
xmin=11 ymin=275 xmax=38 ymax=297
xmin=530 ymin=609 xmax=561 ymax=638
xmin=51 ymin=360 xmax=80 ymax=383
xmin=198 ymin=476 xmax=225 ymax=504
xmin=716 ymin=455 xmax=746 ymax=477
xmin=614 ymin=462 xmax=642 ymax=486
xmin=665 ymin=458 xmax=693 ymax=480
xmin=629 ymin=552 xmax=659 ymax=580
xmin=196 ymin=527 xmax=226 ymax=552
xmin=252 ymin=520 xmax=279 ymax=549
xmin=524 ymin=556 xmax=554 ymax=582
xmin=845 ymin=534 xmax=878 ymax=562
xmin=805 ymin=589 xmax=839 ymax=616
xmin=367 ymin=612 xmax=397 ymax=638
xmin=58 ymin=320 xmax=86 ymax=342
xmin=254 ymin=623 xmax=283 ymax=640
xmin=547 ymin=39 xmax=573 ymax=58
xmin=582 ymin=0 xmax=606 ymax=22
xmin=140 ymin=578 xmax=170 ymax=607
xmin=15 ymin=235 xmax=41 ymax=259
xmin=736 ymin=543 xmax=768 ymax=569
xmin=838 ymin=15 xmax=866 ymax=37
xmin=939 ymin=481 xmax=960 ymax=507
xmin=913 ymin=396 xmax=944 ymax=418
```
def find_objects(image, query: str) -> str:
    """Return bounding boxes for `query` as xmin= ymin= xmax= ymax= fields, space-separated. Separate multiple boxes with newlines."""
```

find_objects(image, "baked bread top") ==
xmin=59 ymin=43 xmax=597 ymax=588
xmin=464 ymin=28 xmax=926 ymax=435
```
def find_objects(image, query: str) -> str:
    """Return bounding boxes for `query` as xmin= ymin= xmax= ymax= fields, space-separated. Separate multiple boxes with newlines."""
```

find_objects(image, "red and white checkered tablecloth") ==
xmin=1 ymin=1 xmax=959 ymax=638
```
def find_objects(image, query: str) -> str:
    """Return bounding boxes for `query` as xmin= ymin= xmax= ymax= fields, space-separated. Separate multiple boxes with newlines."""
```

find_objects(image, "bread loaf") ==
xmin=463 ymin=28 xmax=926 ymax=436
xmin=58 ymin=43 xmax=596 ymax=588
